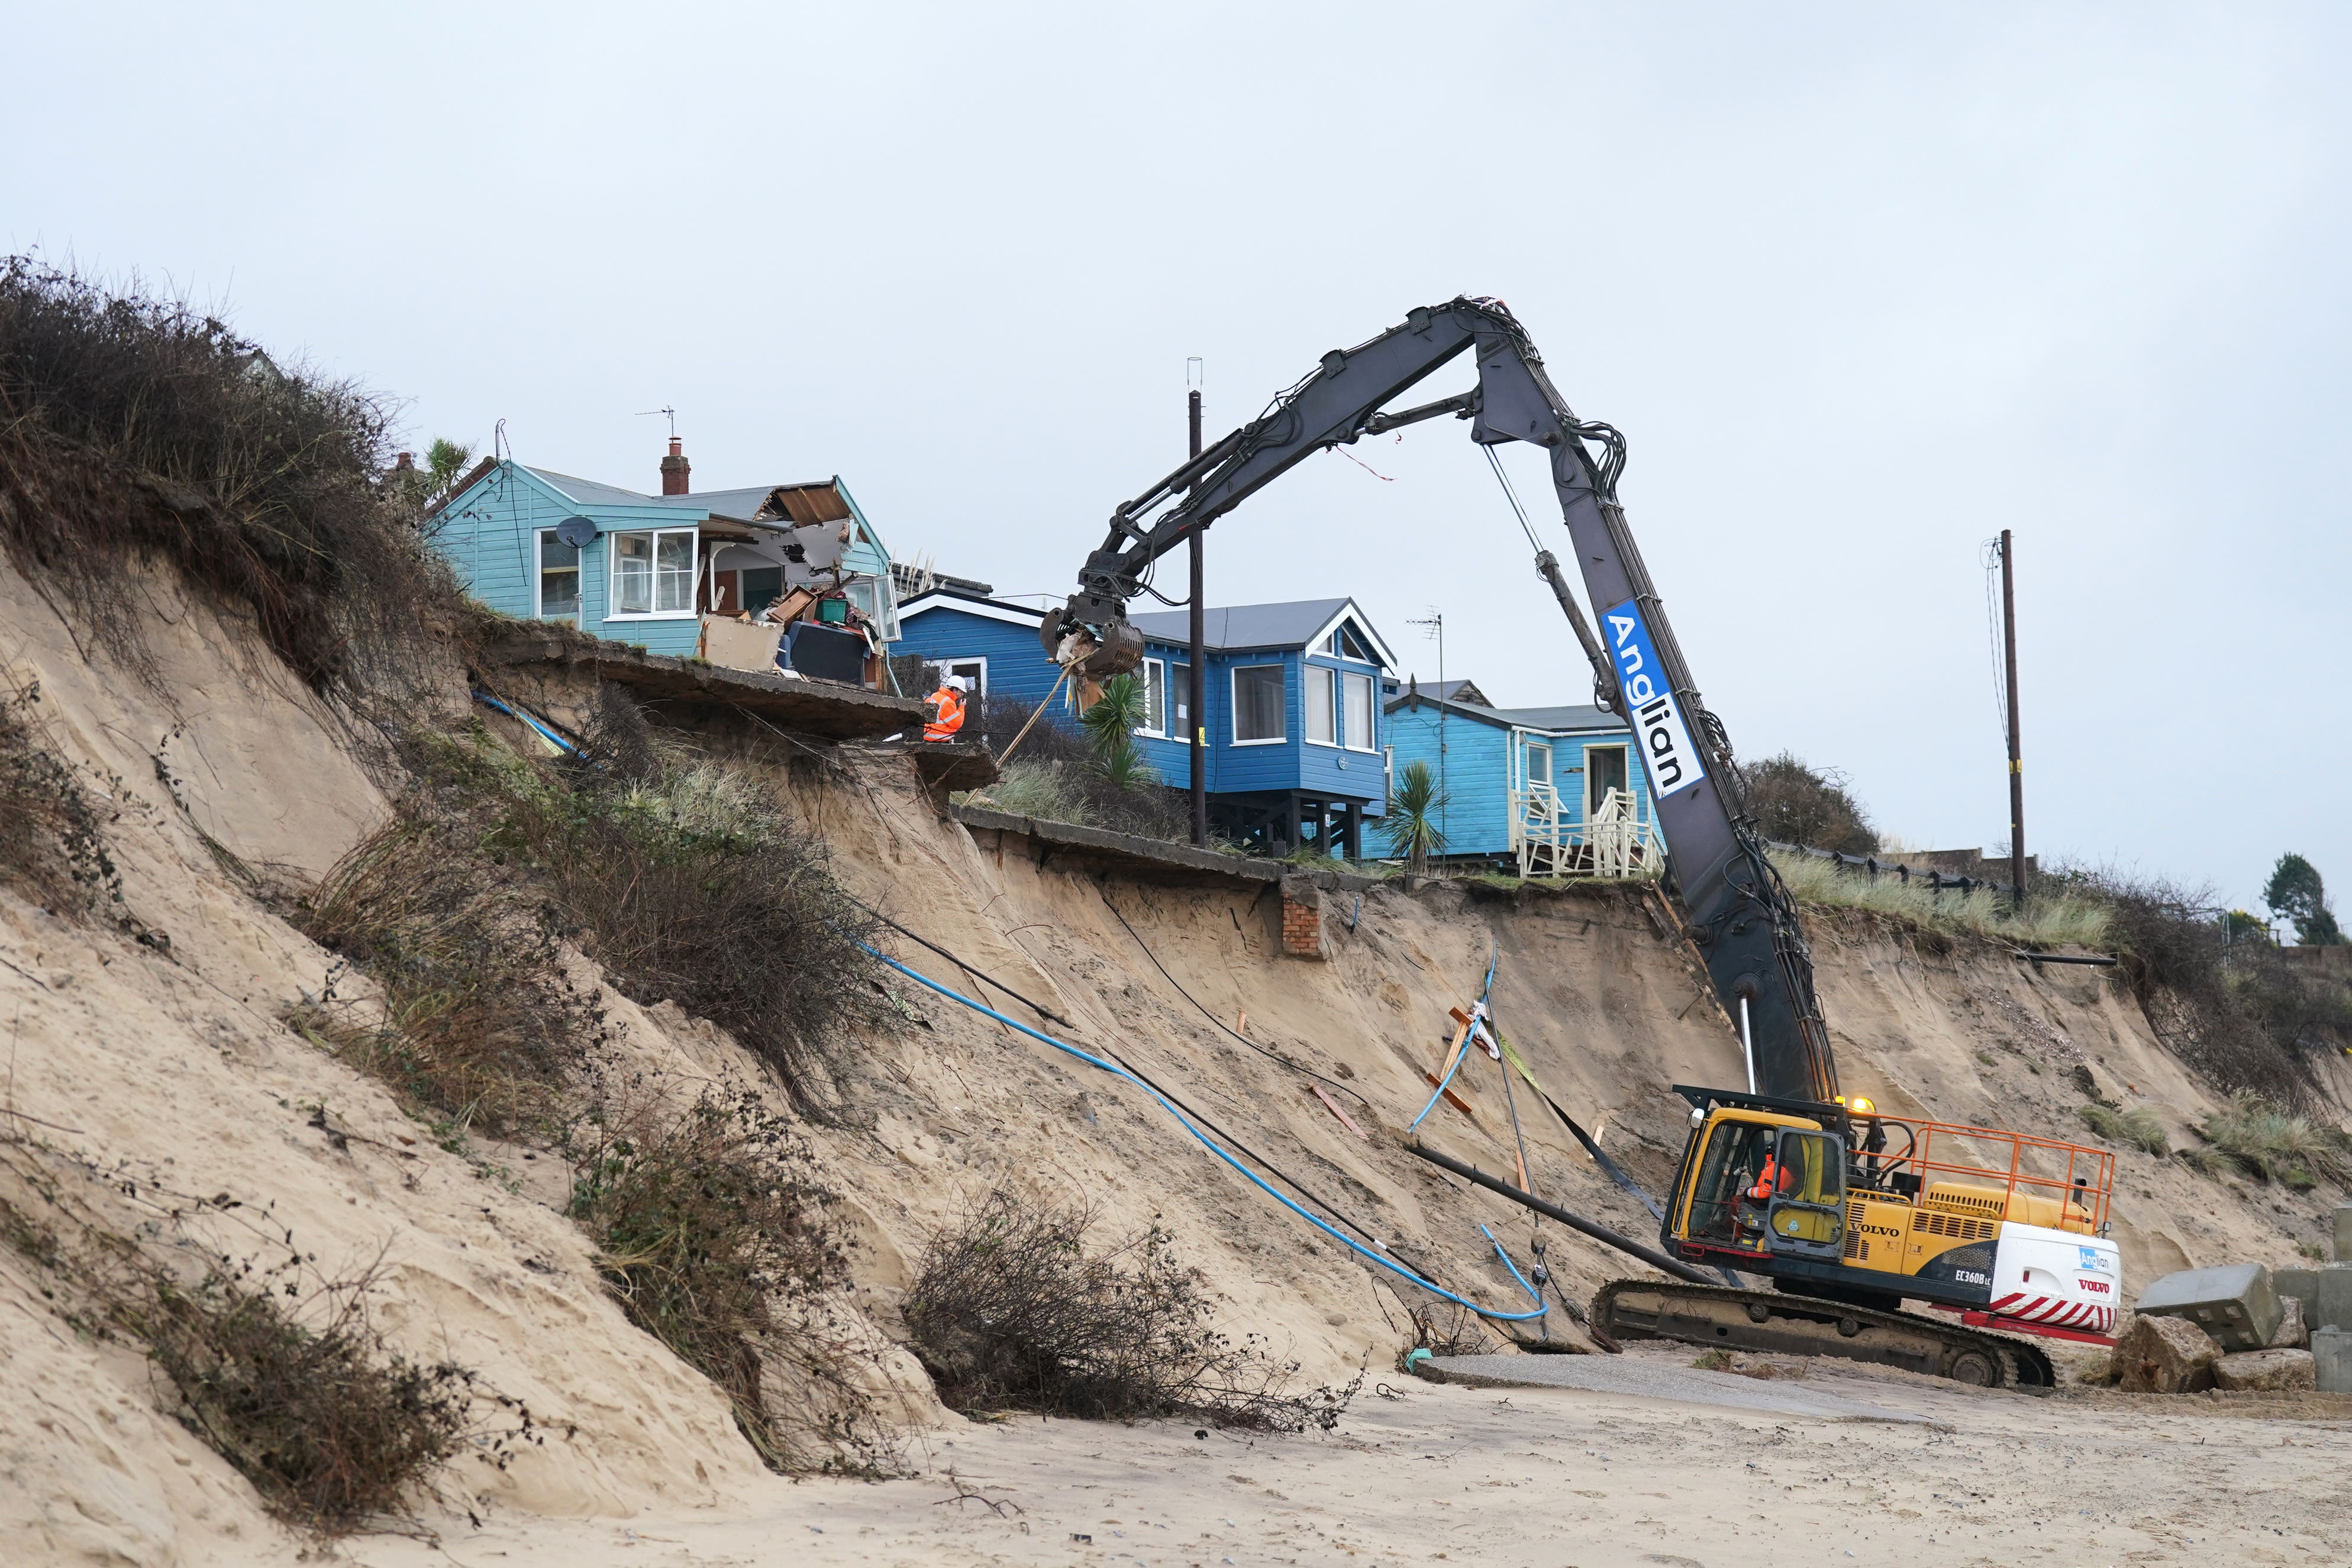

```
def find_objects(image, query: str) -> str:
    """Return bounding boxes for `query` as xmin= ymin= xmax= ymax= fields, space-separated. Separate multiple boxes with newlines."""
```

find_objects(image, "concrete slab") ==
xmin=2335 ymin=1205 xmax=2352 ymax=1263
xmin=2273 ymin=1264 xmax=2352 ymax=1334
xmin=2135 ymin=1262 xmax=2282 ymax=1351
xmin=476 ymin=625 xmax=925 ymax=739
xmin=2315 ymin=1327 xmax=2352 ymax=1395
xmin=1419 ymin=1353 xmax=1933 ymax=1424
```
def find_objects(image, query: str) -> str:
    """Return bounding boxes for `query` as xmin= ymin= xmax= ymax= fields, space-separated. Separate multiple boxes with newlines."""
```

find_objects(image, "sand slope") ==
xmin=1 ymin=555 xmax=2343 ymax=1563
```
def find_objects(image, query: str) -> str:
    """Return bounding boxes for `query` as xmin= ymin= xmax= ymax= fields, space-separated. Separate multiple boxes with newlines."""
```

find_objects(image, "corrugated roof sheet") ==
xmin=1383 ymin=685 xmax=1625 ymax=734
xmin=1128 ymin=597 xmax=1353 ymax=652
xmin=524 ymin=467 xmax=660 ymax=509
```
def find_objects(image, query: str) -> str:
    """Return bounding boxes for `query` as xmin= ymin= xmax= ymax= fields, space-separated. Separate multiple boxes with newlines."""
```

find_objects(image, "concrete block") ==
xmin=2274 ymin=1263 xmax=2352 ymax=1333
xmin=2268 ymin=1293 xmax=2307 ymax=1349
xmin=2134 ymin=1263 xmax=2282 ymax=1352
xmin=2335 ymin=1205 xmax=2352 ymax=1263
xmin=2212 ymin=1348 xmax=2316 ymax=1392
xmin=2314 ymin=1327 xmax=2352 ymax=1395
xmin=2114 ymin=1313 xmax=2221 ymax=1393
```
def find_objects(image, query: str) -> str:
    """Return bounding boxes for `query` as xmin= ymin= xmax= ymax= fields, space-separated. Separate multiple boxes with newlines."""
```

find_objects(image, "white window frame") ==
xmin=1304 ymin=663 xmax=1338 ymax=748
xmin=533 ymin=526 xmax=583 ymax=622
xmin=1135 ymin=657 xmax=1167 ymax=737
xmin=605 ymin=526 xmax=700 ymax=620
xmin=1231 ymin=662 xmax=1286 ymax=746
xmin=1169 ymin=660 xmax=1191 ymax=740
xmin=942 ymin=657 xmax=987 ymax=698
xmin=1341 ymin=670 xmax=1377 ymax=752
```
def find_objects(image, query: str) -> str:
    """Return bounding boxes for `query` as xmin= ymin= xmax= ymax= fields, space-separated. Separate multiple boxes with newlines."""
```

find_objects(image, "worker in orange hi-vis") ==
xmin=922 ymin=675 xmax=969 ymax=742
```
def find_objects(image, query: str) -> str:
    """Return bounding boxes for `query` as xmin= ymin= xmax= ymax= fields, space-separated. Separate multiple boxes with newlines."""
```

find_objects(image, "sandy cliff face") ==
xmin=0 ymin=555 xmax=2338 ymax=1563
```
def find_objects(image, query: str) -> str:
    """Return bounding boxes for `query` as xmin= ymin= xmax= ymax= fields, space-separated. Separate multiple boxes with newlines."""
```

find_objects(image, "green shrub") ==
xmin=564 ymin=1082 xmax=845 ymax=1469
xmin=0 ymin=1179 xmax=504 ymax=1537
xmin=0 ymin=257 xmax=449 ymax=692
xmin=904 ymin=1188 xmax=1354 ymax=1432
xmin=0 ymin=676 xmax=121 ymax=921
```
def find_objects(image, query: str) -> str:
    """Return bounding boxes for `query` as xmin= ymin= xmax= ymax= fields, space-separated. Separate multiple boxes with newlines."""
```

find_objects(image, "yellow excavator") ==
xmin=1042 ymin=297 xmax=2119 ymax=1390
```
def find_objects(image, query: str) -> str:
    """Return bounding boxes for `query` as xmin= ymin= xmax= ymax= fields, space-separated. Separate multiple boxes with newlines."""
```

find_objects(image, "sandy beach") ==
xmin=349 ymin=1346 xmax=2352 ymax=1568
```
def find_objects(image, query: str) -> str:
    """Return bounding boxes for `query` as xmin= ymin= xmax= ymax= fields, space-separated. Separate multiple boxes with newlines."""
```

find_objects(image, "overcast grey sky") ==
xmin=8 ymin=3 xmax=2346 ymax=914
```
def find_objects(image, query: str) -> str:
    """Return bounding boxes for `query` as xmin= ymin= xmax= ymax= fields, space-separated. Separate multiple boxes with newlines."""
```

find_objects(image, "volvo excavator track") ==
xmin=1593 ymin=1279 xmax=2056 ymax=1392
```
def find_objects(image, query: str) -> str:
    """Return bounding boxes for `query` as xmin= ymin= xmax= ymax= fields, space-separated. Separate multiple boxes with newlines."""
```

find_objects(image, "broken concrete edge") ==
xmin=948 ymin=804 xmax=1392 ymax=895
xmin=859 ymin=740 xmax=1000 ymax=793
xmin=471 ymin=625 xmax=925 ymax=740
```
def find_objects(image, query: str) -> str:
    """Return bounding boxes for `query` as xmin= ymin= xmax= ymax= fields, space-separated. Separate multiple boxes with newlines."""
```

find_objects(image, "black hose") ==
xmin=1409 ymin=1140 xmax=1717 ymax=1285
xmin=1095 ymin=883 xmax=1376 ymax=1111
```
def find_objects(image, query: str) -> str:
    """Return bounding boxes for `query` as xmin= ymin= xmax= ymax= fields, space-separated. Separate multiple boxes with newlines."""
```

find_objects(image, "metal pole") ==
xmin=1406 ymin=1140 xmax=1717 ymax=1285
xmin=2001 ymin=529 xmax=2025 ymax=911
xmin=1188 ymin=373 xmax=1208 ymax=849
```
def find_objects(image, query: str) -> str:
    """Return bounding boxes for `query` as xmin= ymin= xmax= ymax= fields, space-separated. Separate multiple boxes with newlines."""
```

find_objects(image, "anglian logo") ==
xmin=1602 ymin=599 xmax=1707 ymax=799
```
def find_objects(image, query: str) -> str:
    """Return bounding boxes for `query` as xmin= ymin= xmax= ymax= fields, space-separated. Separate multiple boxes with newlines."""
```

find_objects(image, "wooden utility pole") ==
xmin=2001 ymin=528 xmax=2026 ymax=909
xmin=1188 ymin=363 xmax=1208 ymax=848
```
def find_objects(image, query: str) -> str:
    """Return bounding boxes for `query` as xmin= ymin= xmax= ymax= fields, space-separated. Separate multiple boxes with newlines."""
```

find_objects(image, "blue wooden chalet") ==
xmin=1383 ymin=680 xmax=1663 ymax=878
xmin=426 ymin=440 xmax=901 ymax=685
xmin=894 ymin=588 xmax=1397 ymax=856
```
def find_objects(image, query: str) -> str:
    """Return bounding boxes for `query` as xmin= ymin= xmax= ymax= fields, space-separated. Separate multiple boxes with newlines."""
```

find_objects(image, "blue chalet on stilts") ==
xmin=1382 ymin=680 xmax=1663 ymax=878
xmin=894 ymin=589 xmax=1398 ymax=857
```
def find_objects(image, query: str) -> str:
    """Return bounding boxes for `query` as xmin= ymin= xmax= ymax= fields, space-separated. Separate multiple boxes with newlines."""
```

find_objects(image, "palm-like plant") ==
xmin=1080 ymin=673 xmax=1152 ymax=791
xmin=1382 ymin=759 xmax=1448 ymax=875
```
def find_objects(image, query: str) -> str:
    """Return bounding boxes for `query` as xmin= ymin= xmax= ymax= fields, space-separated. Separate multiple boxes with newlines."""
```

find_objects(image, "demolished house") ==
xmin=427 ymin=438 xmax=903 ymax=689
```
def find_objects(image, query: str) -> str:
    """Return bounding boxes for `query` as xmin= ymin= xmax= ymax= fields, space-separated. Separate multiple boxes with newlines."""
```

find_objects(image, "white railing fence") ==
xmin=1508 ymin=785 xmax=1662 ymax=880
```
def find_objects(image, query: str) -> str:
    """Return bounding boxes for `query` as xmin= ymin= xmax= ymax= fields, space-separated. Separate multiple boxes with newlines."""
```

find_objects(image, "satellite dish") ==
xmin=554 ymin=516 xmax=598 ymax=548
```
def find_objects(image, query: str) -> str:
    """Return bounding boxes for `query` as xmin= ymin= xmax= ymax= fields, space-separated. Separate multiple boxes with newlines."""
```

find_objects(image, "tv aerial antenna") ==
xmin=637 ymin=405 xmax=677 ymax=438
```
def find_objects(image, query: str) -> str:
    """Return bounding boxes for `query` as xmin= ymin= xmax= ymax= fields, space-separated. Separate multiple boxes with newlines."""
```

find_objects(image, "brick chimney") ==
xmin=659 ymin=437 xmax=691 ymax=496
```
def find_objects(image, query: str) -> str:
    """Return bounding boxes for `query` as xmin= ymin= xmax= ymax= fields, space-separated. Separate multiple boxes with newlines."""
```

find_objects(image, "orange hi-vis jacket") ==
xmin=1747 ymin=1154 xmax=1795 ymax=1205
xmin=923 ymin=685 xmax=966 ymax=742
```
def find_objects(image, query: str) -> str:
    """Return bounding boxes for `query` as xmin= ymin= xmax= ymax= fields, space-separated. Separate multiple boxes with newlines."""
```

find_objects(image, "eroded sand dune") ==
xmin=2 ymin=553 xmax=2344 ymax=1565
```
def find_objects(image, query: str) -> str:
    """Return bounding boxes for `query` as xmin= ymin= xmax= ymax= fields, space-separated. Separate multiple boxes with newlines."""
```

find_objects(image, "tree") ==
xmin=424 ymin=437 xmax=474 ymax=496
xmin=2263 ymin=853 xmax=2344 ymax=946
xmin=1734 ymin=751 xmax=1878 ymax=855
xmin=1381 ymin=760 xmax=1449 ymax=875
xmin=1079 ymin=673 xmax=1151 ymax=792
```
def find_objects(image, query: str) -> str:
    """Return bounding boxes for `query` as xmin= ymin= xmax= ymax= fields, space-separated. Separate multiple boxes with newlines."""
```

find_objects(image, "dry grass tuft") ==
xmin=2193 ymin=1092 xmax=2352 ymax=1190
xmin=2077 ymin=1103 xmax=2170 ymax=1156
xmin=1769 ymin=850 xmax=2113 ymax=948
xmin=904 ymin=1189 xmax=1356 ymax=1432
xmin=293 ymin=812 xmax=596 ymax=1137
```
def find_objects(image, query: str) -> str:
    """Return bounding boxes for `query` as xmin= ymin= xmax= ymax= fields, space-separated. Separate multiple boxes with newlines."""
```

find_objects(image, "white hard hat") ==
xmin=946 ymin=675 xmax=970 ymax=692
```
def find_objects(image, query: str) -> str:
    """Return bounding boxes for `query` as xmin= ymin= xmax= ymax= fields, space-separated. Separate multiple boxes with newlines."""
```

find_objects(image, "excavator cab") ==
xmin=1670 ymin=1108 xmax=1847 ymax=1263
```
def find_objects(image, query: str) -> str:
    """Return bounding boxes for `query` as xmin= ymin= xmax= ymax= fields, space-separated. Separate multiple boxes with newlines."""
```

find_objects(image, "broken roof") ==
xmin=518 ymin=468 xmax=860 ymax=528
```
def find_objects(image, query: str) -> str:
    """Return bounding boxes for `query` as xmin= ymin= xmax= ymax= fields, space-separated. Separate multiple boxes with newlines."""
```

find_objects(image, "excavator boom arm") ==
xmin=1048 ymin=296 xmax=1837 ymax=1103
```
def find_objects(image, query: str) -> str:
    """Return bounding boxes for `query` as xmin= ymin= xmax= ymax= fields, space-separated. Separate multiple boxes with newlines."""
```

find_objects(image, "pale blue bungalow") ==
xmin=1382 ymin=682 xmax=1661 ymax=877
xmin=425 ymin=440 xmax=902 ymax=686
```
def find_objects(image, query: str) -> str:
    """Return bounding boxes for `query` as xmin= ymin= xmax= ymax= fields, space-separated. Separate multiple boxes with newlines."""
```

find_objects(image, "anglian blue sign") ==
xmin=1601 ymin=597 xmax=1706 ymax=799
